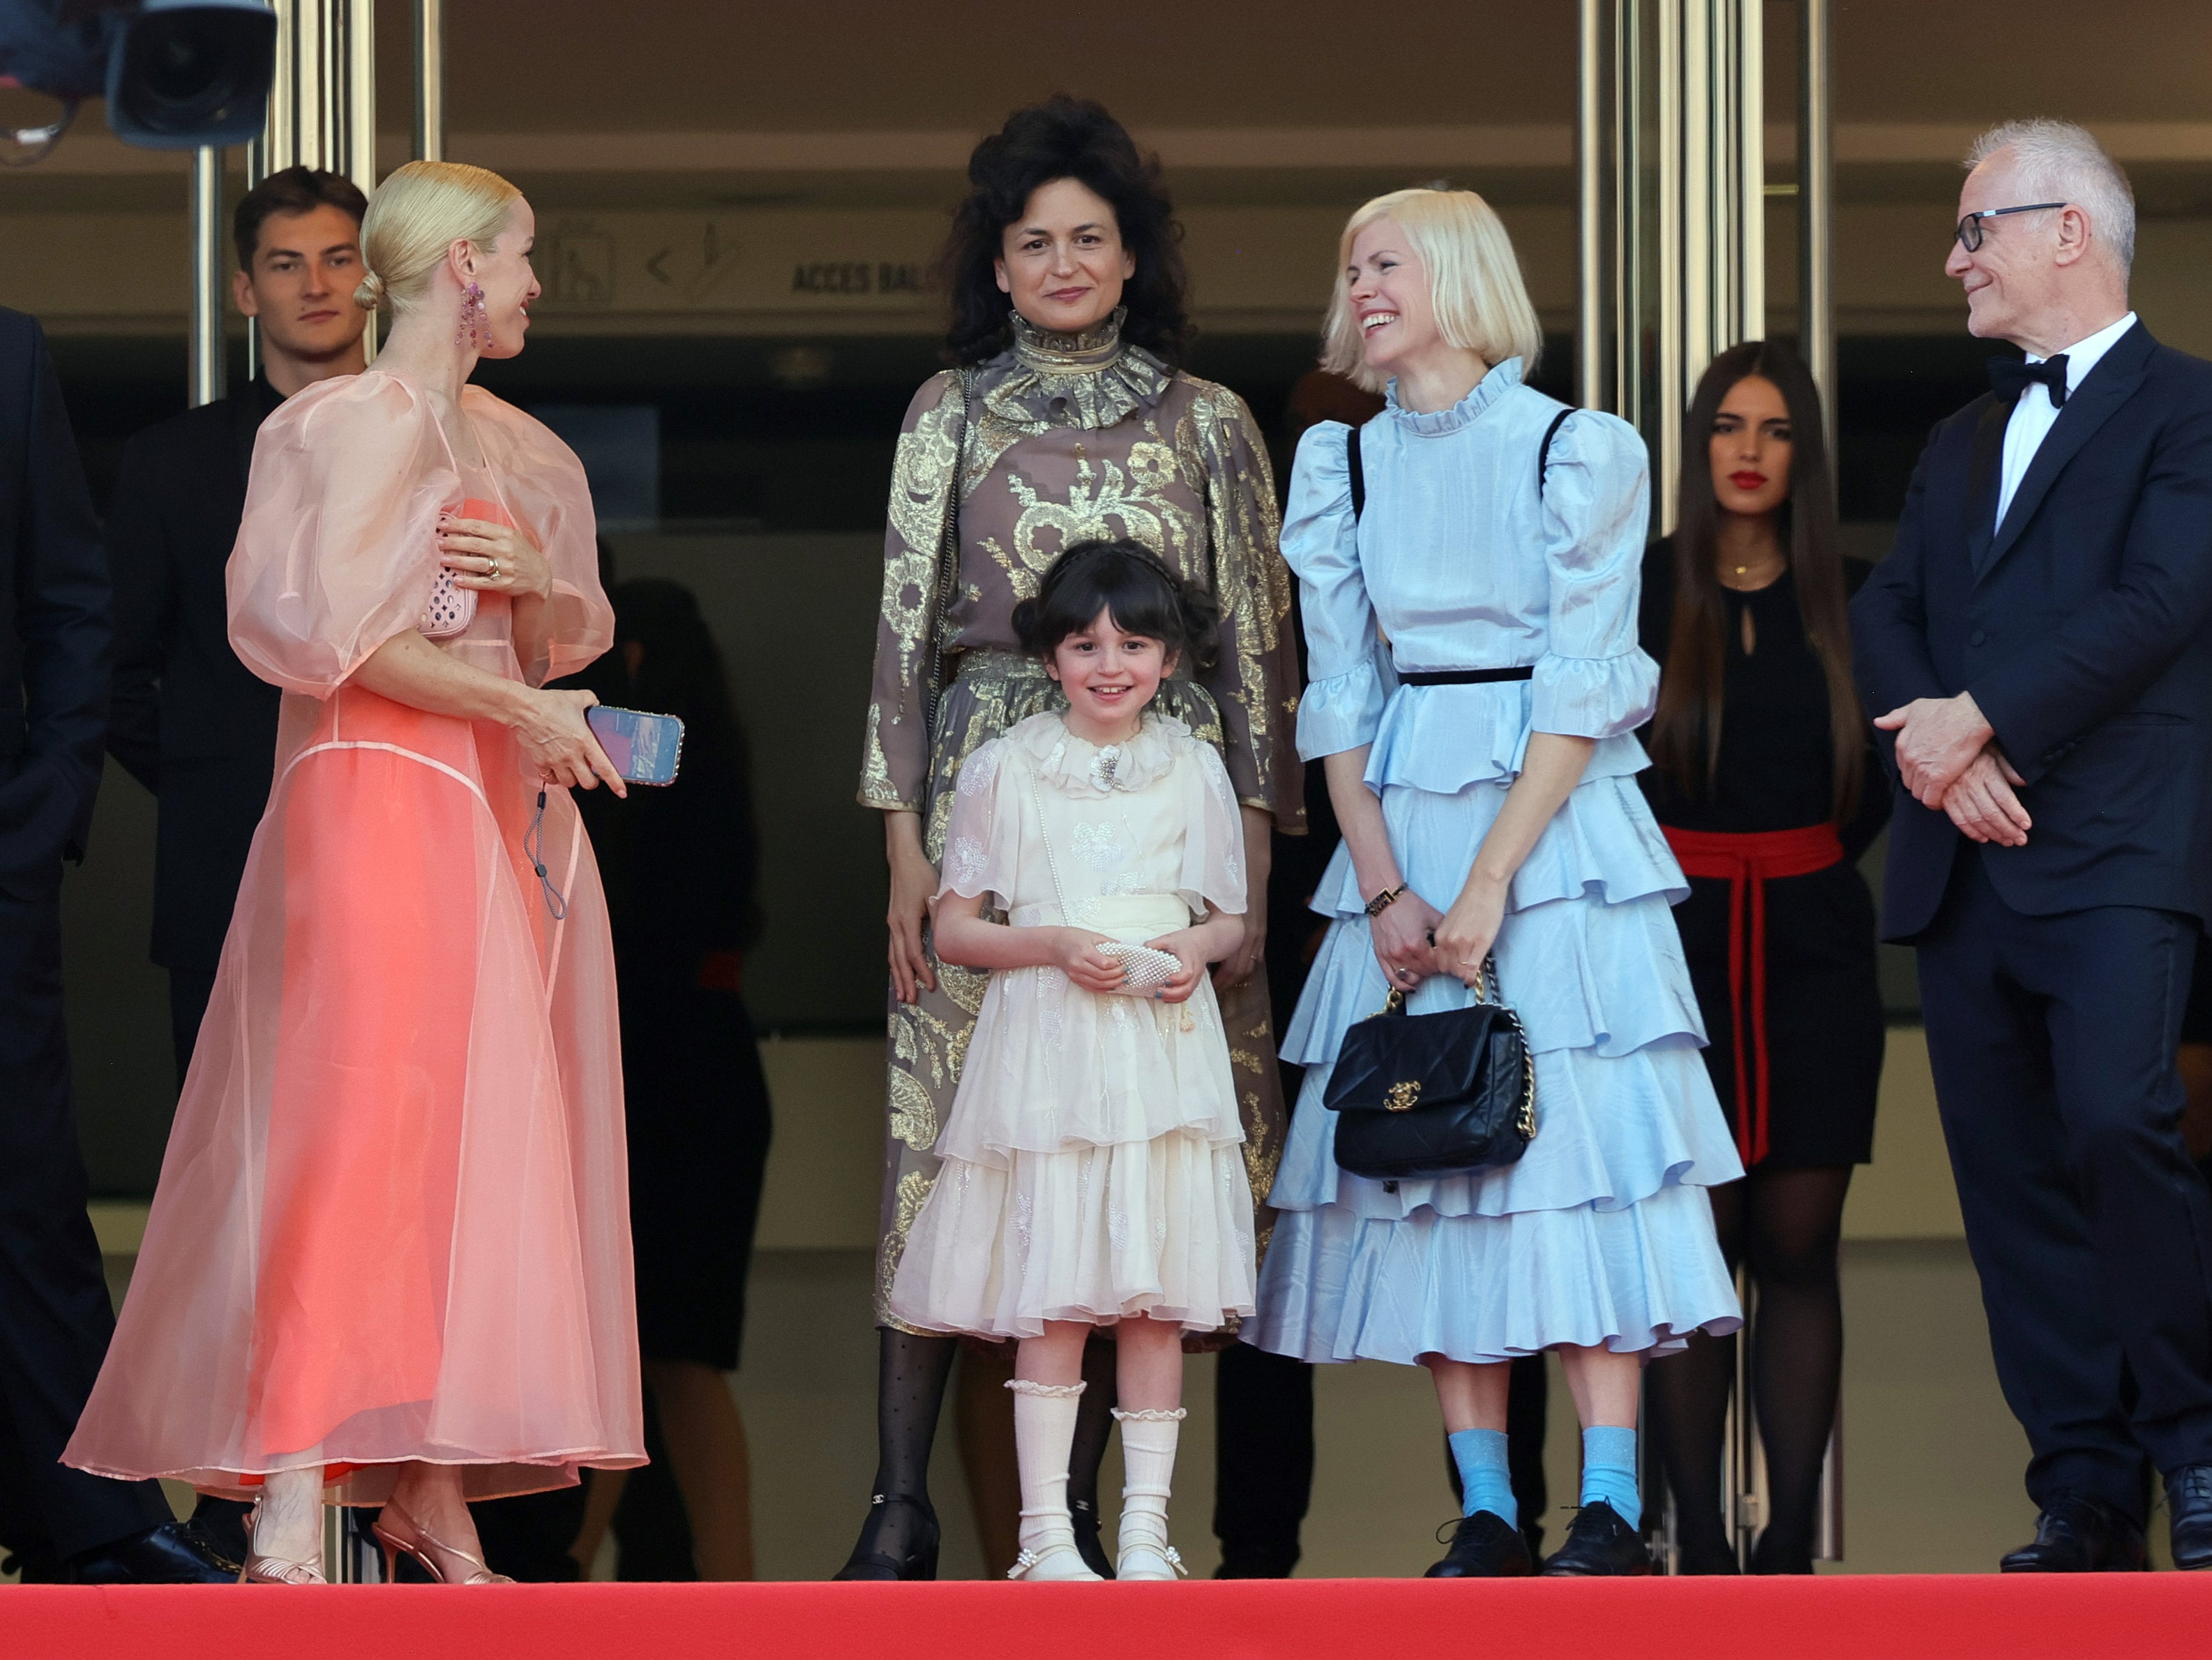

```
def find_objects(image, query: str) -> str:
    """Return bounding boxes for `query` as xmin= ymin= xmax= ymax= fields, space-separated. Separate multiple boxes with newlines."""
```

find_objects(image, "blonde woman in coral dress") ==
xmin=65 ymin=161 xmax=645 ymax=1584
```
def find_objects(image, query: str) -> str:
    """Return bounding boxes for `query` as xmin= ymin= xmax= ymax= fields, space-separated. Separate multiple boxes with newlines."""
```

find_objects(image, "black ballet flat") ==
xmin=834 ymin=1493 xmax=940 ymax=1581
xmin=1071 ymin=1497 xmax=1116 ymax=1580
xmin=1424 ymin=1511 xmax=1534 ymax=1578
xmin=1539 ymin=1502 xmax=1652 ymax=1577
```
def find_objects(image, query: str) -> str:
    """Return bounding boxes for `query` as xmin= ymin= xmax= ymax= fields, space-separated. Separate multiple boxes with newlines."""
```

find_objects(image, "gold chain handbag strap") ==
xmin=922 ymin=365 xmax=979 ymax=734
xmin=1374 ymin=950 xmax=1537 ymax=1140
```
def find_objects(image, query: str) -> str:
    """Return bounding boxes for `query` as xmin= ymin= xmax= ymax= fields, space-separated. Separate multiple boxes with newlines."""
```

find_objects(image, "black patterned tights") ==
xmin=1645 ymin=1165 xmax=1853 ymax=1574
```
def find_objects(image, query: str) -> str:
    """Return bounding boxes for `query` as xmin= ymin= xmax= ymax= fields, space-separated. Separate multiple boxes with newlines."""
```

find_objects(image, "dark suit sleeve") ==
xmin=0 ymin=316 xmax=110 ymax=876
xmin=103 ymin=432 xmax=166 ymax=793
xmin=1967 ymin=398 xmax=2212 ymax=785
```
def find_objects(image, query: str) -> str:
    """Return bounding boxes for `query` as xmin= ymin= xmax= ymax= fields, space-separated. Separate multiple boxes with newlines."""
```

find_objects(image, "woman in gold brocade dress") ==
xmin=841 ymin=96 xmax=1302 ymax=1581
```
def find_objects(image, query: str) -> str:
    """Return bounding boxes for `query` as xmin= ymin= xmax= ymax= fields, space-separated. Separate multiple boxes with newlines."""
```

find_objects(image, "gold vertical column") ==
xmin=1800 ymin=0 xmax=1835 ymax=460
xmin=246 ymin=0 xmax=375 ymax=373
xmin=414 ymin=0 xmax=444 ymax=163
xmin=339 ymin=0 xmax=376 ymax=357
xmin=1655 ymin=0 xmax=1683 ymax=528
xmin=1577 ymin=0 xmax=1607 ymax=414
xmin=1653 ymin=0 xmax=1763 ymax=531
xmin=188 ymin=147 xmax=226 ymax=407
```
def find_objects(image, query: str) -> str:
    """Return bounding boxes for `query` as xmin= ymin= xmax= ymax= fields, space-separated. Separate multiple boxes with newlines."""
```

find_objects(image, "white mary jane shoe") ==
xmin=1007 ymin=1543 xmax=1102 ymax=1582
xmin=1114 ymin=1541 xmax=1188 ymax=1582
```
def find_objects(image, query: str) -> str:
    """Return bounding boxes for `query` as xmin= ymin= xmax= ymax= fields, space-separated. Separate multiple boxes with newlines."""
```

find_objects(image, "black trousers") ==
xmin=1918 ymin=848 xmax=2212 ymax=1522
xmin=0 ymin=888 xmax=171 ymax=1558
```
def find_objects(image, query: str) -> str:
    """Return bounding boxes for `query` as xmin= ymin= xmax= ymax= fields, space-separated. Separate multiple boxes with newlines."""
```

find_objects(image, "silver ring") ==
xmin=488 ymin=558 xmax=501 ymax=579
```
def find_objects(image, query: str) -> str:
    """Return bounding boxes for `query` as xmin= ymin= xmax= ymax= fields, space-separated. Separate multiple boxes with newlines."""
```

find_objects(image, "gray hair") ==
xmin=1966 ymin=118 xmax=2135 ymax=275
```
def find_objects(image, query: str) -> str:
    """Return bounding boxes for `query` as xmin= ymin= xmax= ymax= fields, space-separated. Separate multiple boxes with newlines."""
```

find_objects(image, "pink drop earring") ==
xmin=456 ymin=281 xmax=486 ymax=348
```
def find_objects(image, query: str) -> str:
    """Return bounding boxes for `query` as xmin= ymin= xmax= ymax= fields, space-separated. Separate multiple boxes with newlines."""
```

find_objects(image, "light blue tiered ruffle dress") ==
xmin=1244 ymin=359 xmax=1744 ymax=1368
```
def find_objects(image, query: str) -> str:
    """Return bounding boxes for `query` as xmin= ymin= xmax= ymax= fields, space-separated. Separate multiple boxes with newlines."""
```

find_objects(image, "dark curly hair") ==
xmin=937 ymin=95 xmax=1191 ymax=368
xmin=1012 ymin=539 xmax=1219 ymax=678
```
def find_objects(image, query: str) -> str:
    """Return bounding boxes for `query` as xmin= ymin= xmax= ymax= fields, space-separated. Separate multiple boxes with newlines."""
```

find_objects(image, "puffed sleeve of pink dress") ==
xmin=65 ymin=371 xmax=644 ymax=1505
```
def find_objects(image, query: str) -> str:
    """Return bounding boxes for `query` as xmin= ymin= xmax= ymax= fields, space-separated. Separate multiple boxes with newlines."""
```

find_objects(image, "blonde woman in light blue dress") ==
xmin=1244 ymin=189 xmax=1742 ymax=1579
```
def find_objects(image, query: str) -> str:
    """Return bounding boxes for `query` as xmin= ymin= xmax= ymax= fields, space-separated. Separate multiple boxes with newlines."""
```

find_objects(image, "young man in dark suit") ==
xmin=1853 ymin=118 xmax=2212 ymax=1573
xmin=105 ymin=166 xmax=370 ymax=1081
xmin=0 ymin=308 xmax=233 ymax=1583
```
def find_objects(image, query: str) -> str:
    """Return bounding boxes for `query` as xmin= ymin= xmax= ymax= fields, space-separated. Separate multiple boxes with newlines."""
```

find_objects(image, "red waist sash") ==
xmin=1661 ymin=822 xmax=1845 ymax=1168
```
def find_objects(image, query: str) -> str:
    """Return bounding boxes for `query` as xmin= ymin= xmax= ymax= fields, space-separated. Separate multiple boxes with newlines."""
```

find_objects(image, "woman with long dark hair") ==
xmin=1637 ymin=339 xmax=1886 ymax=1574
xmin=848 ymin=95 xmax=1302 ymax=1580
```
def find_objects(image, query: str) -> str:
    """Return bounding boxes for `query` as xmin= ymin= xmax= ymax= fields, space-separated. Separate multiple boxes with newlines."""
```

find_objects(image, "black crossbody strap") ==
xmin=1350 ymin=405 xmax=1574 ymax=525
xmin=1537 ymin=407 xmax=1572 ymax=493
xmin=1346 ymin=418 xmax=1367 ymax=521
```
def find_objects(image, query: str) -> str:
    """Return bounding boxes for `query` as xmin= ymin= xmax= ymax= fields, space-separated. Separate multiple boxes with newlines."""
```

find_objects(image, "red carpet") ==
xmin=7 ymin=1576 xmax=2211 ymax=1660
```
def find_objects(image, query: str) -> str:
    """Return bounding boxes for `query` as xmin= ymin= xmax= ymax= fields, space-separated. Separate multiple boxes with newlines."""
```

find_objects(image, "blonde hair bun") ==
xmin=353 ymin=269 xmax=386 ymax=311
xmin=357 ymin=159 xmax=524 ymax=317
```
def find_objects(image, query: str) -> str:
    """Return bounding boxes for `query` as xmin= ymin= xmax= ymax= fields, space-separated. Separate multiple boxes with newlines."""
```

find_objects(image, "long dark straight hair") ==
xmin=1649 ymin=338 xmax=1863 ymax=822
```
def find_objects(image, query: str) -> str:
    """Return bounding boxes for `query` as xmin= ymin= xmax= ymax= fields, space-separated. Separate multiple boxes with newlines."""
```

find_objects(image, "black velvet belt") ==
xmin=1397 ymin=666 xmax=1535 ymax=686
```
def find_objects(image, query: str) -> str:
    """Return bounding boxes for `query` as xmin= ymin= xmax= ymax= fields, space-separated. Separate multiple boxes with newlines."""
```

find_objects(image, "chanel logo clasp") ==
xmin=1384 ymin=1081 xmax=1422 ymax=1112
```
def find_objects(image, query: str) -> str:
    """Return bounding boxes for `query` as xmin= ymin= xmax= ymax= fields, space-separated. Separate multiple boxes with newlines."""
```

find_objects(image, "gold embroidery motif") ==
xmin=889 ymin=1067 xmax=937 ymax=1153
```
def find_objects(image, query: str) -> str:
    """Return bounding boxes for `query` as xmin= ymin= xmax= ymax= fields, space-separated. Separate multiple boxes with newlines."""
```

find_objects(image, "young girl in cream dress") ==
xmin=888 ymin=539 xmax=1253 ymax=1581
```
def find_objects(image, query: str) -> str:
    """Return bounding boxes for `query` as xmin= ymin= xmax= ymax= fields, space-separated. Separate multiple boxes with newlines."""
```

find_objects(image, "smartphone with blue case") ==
xmin=586 ymin=705 xmax=685 ymax=786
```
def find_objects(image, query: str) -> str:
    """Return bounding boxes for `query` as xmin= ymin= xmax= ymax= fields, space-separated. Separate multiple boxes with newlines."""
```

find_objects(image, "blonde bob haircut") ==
xmin=353 ymin=159 xmax=523 ymax=313
xmin=1321 ymin=188 xmax=1543 ymax=393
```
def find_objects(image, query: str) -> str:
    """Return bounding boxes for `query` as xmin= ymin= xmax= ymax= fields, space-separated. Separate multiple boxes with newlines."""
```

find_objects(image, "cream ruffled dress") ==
xmin=887 ymin=711 xmax=1256 ymax=1338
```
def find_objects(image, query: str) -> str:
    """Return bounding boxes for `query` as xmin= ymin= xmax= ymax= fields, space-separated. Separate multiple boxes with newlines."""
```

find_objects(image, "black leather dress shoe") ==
xmin=1539 ymin=1502 xmax=1651 ymax=1577
xmin=1999 ymin=1494 xmax=2146 ymax=1572
xmin=1425 ymin=1511 xmax=1534 ymax=1578
xmin=2167 ymin=1466 xmax=2212 ymax=1571
xmin=70 ymin=1521 xmax=241 ymax=1585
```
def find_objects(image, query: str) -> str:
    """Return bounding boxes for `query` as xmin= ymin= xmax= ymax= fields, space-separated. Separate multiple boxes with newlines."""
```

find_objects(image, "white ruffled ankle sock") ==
xmin=1112 ymin=1406 xmax=1187 ymax=1579
xmin=1006 ymin=1378 xmax=1099 ymax=1581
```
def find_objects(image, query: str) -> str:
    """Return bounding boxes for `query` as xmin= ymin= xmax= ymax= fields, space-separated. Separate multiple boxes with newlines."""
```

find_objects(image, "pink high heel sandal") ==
xmin=372 ymin=1500 xmax=516 ymax=1585
xmin=239 ymin=1494 xmax=326 ymax=1585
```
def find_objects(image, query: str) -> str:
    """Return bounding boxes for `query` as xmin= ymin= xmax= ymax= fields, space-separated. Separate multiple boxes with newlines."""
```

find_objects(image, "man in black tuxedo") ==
xmin=1854 ymin=118 xmax=2212 ymax=1573
xmin=0 ymin=309 xmax=232 ymax=1583
xmin=106 ymin=166 xmax=368 ymax=1079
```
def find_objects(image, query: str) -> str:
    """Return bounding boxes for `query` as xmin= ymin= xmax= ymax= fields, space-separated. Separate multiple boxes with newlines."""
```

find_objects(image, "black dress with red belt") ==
xmin=1638 ymin=544 xmax=1887 ymax=1169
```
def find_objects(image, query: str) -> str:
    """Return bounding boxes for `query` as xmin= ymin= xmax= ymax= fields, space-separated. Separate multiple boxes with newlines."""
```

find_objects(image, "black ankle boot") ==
xmin=834 ymin=1493 xmax=940 ymax=1581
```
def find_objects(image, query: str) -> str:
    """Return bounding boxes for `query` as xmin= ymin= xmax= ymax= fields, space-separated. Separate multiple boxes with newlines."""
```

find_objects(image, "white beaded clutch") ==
xmin=1096 ymin=941 xmax=1183 ymax=994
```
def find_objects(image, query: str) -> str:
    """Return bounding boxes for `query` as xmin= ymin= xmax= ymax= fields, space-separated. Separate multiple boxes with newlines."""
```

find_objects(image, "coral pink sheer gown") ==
xmin=66 ymin=371 xmax=645 ymax=1504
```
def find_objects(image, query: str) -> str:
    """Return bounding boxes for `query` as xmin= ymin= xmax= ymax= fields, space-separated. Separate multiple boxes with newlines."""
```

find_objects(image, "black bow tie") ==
xmin=1989 ymin=354 xmax=2070 ymax=409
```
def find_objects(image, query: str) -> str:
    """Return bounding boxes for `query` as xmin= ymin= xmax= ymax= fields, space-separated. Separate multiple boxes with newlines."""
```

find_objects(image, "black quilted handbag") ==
xmin=1322 ymin=956 xmax=1537 ymax=1181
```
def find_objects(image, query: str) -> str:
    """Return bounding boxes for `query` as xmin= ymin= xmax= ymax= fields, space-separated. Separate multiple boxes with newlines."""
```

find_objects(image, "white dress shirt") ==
xmin=1996 ymin=309 xmax=2137 ymax=526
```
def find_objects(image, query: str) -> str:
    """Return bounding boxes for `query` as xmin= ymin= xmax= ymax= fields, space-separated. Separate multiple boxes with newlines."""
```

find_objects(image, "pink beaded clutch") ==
xmin=418 ymin=496 xmax=508 ymax=640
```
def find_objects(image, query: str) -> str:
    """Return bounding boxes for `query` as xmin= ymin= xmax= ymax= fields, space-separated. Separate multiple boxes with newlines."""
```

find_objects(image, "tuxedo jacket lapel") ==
xmin=1979 ymin=322 xmax=2155 ymax=578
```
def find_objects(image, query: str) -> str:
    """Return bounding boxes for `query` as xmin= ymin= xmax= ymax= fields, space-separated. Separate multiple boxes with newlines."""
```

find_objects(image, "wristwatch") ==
xmin=1364 ymin=885 xmax=1407 ymax=918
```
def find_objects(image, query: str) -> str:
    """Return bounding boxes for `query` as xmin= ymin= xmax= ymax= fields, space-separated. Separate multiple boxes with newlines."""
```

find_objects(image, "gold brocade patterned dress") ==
xmin=859 ymin=308 xmax=1304 ymax=1331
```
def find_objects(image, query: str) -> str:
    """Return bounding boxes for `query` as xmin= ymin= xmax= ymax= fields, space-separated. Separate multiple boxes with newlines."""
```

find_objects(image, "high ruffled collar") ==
xmin=982 ymin=306 xmax=1174 ymax=431
xmin=1008 ymin=709 xmax=1191 ymax=795
xmin=1384 ymin=356 xmax=1525 ymax=436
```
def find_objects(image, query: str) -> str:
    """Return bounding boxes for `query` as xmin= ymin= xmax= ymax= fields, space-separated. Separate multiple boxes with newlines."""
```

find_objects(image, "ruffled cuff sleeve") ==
xmin=1531 ymin=410 xmax=1660 ymax=740
xmin=1282 ymin=420 xmax=1387 ymax=760
xmin=933 ymin=736 xmax=1023 ymax=911
xmin=1175 ymin=742 xmax=1249 ymax=916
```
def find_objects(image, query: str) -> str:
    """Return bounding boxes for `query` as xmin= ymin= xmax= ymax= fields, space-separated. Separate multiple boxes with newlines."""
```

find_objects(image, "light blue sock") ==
xmin=1447 ymin=1427 xmax=1516 ymax=1526
xmin=1580 ymin=1426 xmax=1641 ymax=1529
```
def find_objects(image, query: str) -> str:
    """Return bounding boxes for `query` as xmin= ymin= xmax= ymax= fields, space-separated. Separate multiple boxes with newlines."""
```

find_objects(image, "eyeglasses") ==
xmin=1955 ymin=202 xmax=2067 ymax=253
